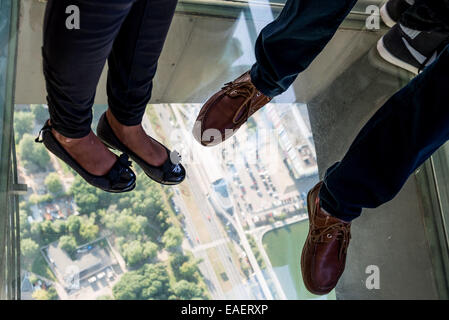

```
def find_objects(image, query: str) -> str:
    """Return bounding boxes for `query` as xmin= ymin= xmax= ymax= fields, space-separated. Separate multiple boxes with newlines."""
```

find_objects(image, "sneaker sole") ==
xmin=376 ymin=37 xmax=419 ymax=75
xmin=380 ymin=3 xmax=396 ymax=28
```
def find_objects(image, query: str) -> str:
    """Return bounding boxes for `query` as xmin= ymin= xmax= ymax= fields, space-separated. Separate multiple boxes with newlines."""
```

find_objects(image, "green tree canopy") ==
xmin=59 ymin=235 xmax=77 ymax=255
xmin=14 ymin=111 xmax=34 ymax=142
xmin=102 ymin=209 xmax=148 ymax=238
xmin=51 ymin=219 xmax=67 ymax=235
xmin=179 ymin=260 xmax=199 ymax=282
xmin=18 ymin=134 xmax=50 ymax=171
xmin=172 ymin=280 xmax=206 ymax=300
xmin=120 ymin=240 xmax=157 ymax=267
xmin=112 ymin=271 xmax=149 ymax=300
xmin=45 ymin=173 xmax=64 ymax=196
xmin=20 ymin=209 xmax=31 ymax=239
xmin=112 ymin=263 xmax=172 ymax=300
xmin=30 ymin=104 xmax=49 ymax=124
xmin=67 ymin=215 xmax=81 ymax=236
xmin=162 ymin=226 xmax=183 ymax=250
xmin=70 ymin=176 xmax=99 ymax=215
xmin=79 ymin=222 xmax=99 ymax=242
xmin=21 ymin=238 xmax=39 ymax=260
xmin=140 ymin=264 xmax=172 ymax=300
xmin=38 ymin=220 xmax=64 ymax=244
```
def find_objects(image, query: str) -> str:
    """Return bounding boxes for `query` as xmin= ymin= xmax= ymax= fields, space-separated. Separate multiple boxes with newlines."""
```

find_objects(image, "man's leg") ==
xmin=302 ymin=43 xmax=449 ymax=295
xmin=377 ymin=0 xmax=449 ymax=74
xmin=400 ymin=0 xmax=449 ymax=32
xmin=320 ymin=44 xmax=449 ymax=222
xmin=194 ymin=0 xmax=357 ymax=146
xmin=320 ymin=0 xmax=449 ymax=221
xmin=302 ymin=1 xmax=449 ymax=294
xmin=250 ymin=0 xmax=358 ymax=97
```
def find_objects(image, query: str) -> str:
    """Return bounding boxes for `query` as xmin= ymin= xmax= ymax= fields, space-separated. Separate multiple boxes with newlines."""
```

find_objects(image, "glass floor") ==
xmin=2 ymin=0 xmax=448 ymax=300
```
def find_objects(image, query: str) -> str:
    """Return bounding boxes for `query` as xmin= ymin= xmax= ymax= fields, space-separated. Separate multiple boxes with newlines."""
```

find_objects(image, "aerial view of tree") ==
xmin=120 ymin=240 xmax=157 ymax=267
xmin=37 ymin=220 xmax=64 ymax=244
xmin=74 ymin=192 xmax=99 ymax=215
xmin=70 ymin=176 xmax=100 ymax=214
xmin=140 ymin=264 xmax=172 ymax=300
xmin=45 ymin=173 xmax=64 ymax=196
xmin=162 ymin=226 xmax=183 ymax=250
xmin=51 ymin=220 xmax=67 ymax=235
xmin=30 ymin=104 xmax=49 ymax=124
xmin=20 ymin=209 xmax=31 ymax=238
xmin=14 ymin=111 xmax=34 ymax=142
xmin=18 ymin=134 xmax=50 ymax=171
xmin=172 ymin=280 xmax=207 ymax=300
xmin=59 ymin=235 xmax=77 ymax=256
xmin=21 ymin=238 xmax=39 ymax=260
xmin=79 ymin=221 xmax=99 ymax=242
xmin=112 ymin=271 xmax=149 ymax=300
xmin=142 ymin=241 xmax=158 ymax=260
xmin=179 ymin=260 xmax=200 ymax=282
xmin=67 ymin=215 xmax=81 ymax=236
xmin=102 ymin=209 xmax=147 ymax=238
xmin=112 ymin=263 xmax=172 ymax=300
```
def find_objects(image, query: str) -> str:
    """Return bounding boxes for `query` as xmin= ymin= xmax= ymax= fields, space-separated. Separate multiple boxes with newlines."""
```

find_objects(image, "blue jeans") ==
xmin=250 ymin=0 xmax=449 ymax=221
xmin=321 ymin=45 xmax=449 ymax=221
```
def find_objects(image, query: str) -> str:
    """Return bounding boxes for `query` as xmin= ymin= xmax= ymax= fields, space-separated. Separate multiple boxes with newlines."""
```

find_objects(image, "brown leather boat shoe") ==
xmin=193 ymin=71 xmax=271 ymax=146
xmin=301 ymin=181 xmax=351 ymax=295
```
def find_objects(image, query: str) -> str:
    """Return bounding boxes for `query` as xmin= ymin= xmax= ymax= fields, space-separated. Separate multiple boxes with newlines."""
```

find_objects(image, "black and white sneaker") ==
xmin=380 ymin=0 xmax=414 ymax=28
xmin=377 ymin=23 xmax=449 ymax=74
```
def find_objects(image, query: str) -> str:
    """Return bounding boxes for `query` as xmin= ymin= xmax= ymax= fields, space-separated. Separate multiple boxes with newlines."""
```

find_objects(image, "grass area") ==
xmin=226 ymin=242 xmax=247 ymax=279
xmin=164 ymin=258 xmax=178 ymax=289
xmin=247 ymin=235 xmax=266 ymax=270
xmin=262 ymin=221 xmax=336 ymax=300
xmin=178 ymin=184 xmax=212 ymax=244
xmin=145 ymin=105 xmax=168 ymax=146
xmin=206 ymin=248 xmax=231 ymax=293
xmin=31 ymin=253 xmax=56 ymax=282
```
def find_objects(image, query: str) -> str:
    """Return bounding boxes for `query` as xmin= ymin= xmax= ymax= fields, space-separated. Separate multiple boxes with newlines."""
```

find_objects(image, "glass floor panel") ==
xmin=2 ymin=0 xmax=433 ymax=300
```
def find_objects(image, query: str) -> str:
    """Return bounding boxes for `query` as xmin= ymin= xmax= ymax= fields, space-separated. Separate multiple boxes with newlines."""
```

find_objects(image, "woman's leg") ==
xmin=105 ymin=0 xmax=178 ymax=166
xmin=43 ymin=0 xmax=135 ymax=174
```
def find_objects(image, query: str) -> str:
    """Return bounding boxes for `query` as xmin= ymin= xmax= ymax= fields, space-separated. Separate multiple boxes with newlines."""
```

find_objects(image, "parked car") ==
xmin=106 ymin=268 xmax=114 ymax=280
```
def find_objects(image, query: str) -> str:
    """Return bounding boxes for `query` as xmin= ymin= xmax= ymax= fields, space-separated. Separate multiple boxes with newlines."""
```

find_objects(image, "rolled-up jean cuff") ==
xmin=250 ymin=63 xmax=285 ymax=98
xmin=48 ymin=107 xmax=92 ymax=139
xmin=108 ymin=105 xmax=145 ymax=127
xmin=50 ymin=122 xmax=91 ymax=139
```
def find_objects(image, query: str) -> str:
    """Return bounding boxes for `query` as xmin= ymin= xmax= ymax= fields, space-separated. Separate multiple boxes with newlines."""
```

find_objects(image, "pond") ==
xmin=262 ymin=220 xmax=336 ymax=300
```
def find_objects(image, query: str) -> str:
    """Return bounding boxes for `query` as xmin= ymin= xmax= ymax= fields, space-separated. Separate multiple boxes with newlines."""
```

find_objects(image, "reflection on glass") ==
xmin=16 ymin=100 xmax=320 ymax=300
xmin=13 ymin=0 xmax=406 ymax=301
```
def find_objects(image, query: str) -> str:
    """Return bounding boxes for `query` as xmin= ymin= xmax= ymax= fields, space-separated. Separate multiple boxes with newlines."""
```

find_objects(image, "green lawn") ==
xmin=262 ymin=220 xmax=336 ymax=300
xmin=32 ymin=254 xmax=56 ymax=282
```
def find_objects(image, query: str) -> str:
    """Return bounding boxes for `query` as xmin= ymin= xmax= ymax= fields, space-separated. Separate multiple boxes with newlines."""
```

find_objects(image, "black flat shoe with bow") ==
xmin=36 ymin=121 xmax=136 ymax=193
xmin=97 ymin=112 xmax=186 ymax=185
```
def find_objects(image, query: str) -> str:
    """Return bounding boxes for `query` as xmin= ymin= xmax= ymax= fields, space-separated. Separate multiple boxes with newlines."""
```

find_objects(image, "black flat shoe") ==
xmin=97 ymin=112 xmax=186 ymax=185
xmin=35 ymin=121 xmax=137 ymax=193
